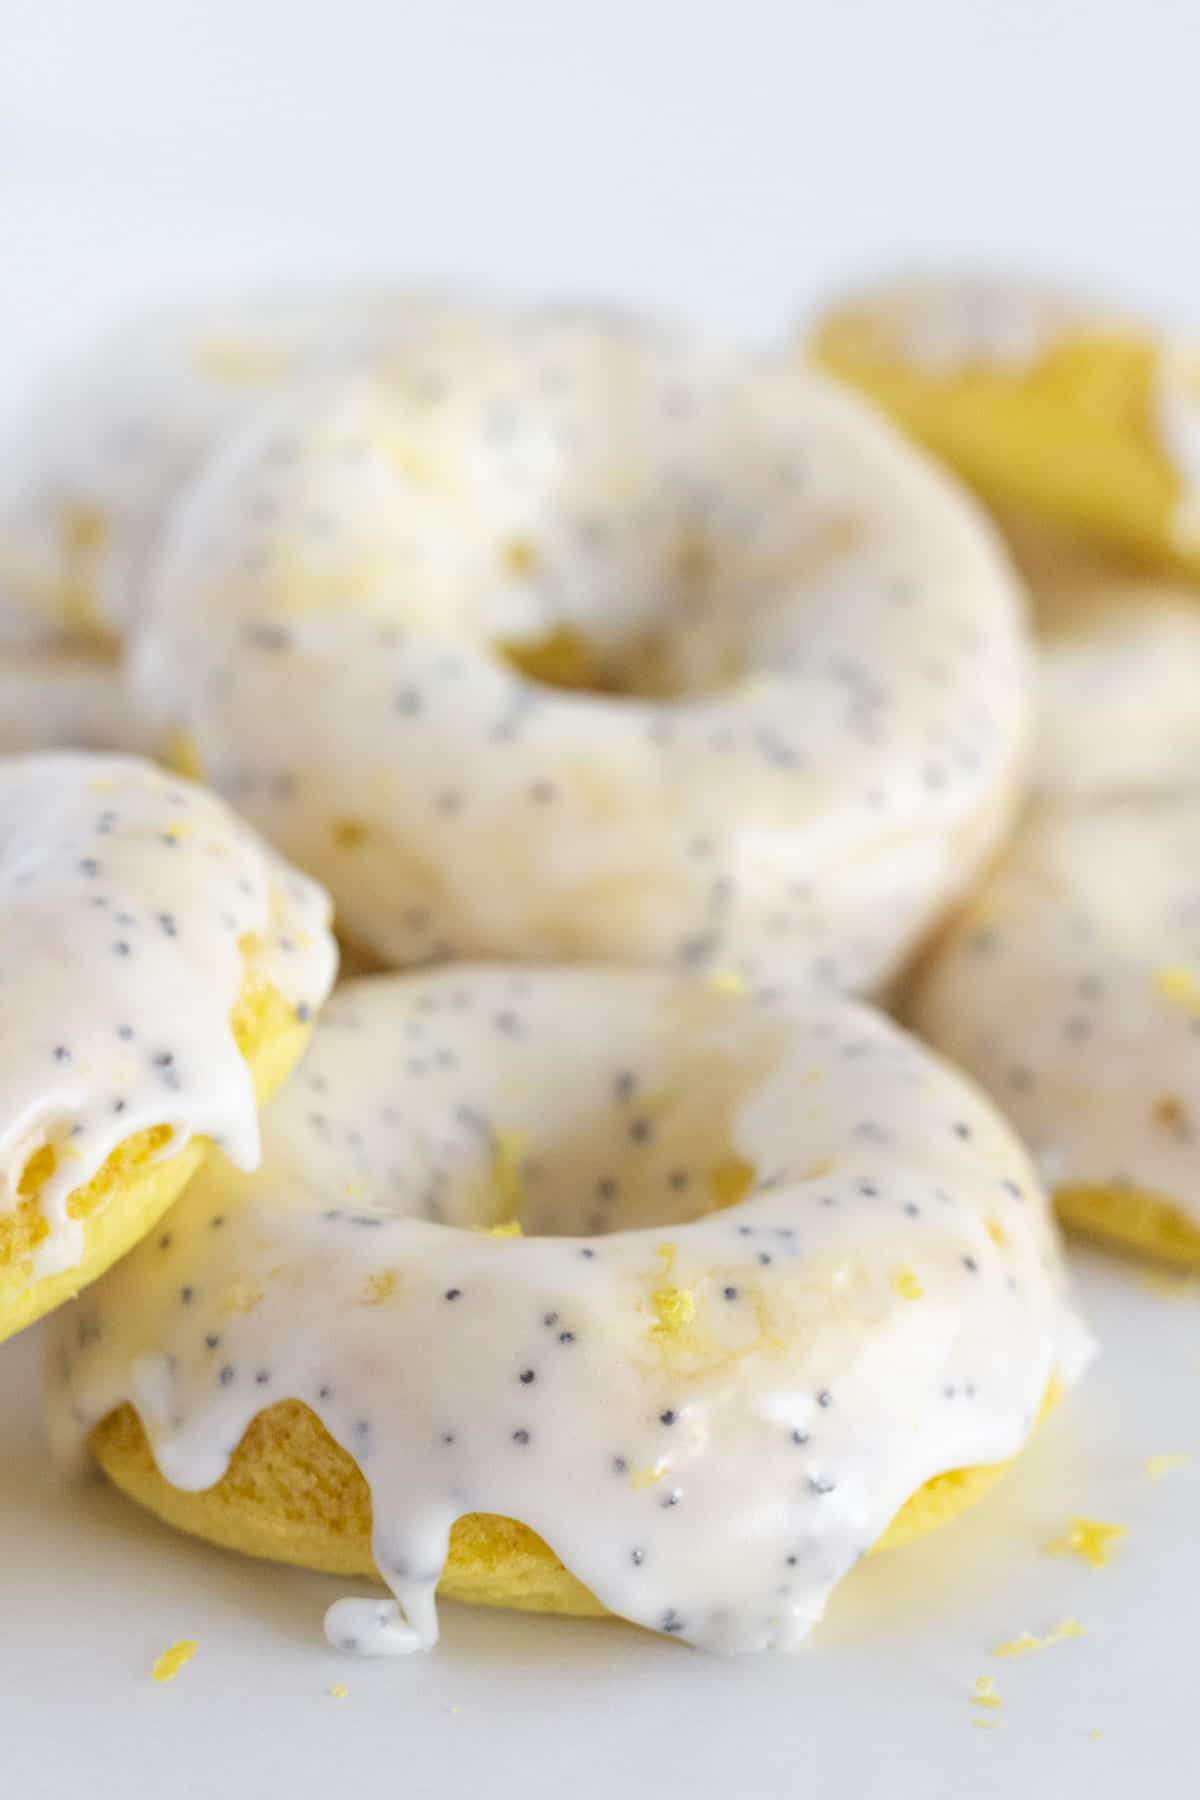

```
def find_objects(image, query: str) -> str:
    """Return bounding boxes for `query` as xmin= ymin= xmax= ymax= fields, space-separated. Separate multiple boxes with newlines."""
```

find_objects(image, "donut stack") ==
xmin=3 ymin=276 xmax=1195 ymax=1659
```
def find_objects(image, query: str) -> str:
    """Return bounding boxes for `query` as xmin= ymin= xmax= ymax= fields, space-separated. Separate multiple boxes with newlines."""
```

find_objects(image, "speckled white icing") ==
xmin=0 ymin=752 xmax=336 ymax=1277
xmin=131 ymin=305 xmax=1030 ymax=992
xmin=1155 ymin=344 xmax=1200 ymax=554
xmin=911 ymin=591 xmax=1200 ymax=1218
xmin=47 ymin=968 xmax=1090 ymax=1656
xmin=0 ymin=289 xmax=447 ymax=649
xmin=818 ymin=276 xmax=1097 ymax=376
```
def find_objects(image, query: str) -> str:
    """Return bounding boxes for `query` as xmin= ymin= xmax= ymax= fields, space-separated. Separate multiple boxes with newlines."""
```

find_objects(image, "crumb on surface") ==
xmin=331 ymin=1683 xmax=349 ymax=1699
xmin=972 ymin=1674 xmax=1001 ymax=1710
xmin=152 ymin=1639 xmax=197 ymax=1683
xmin=1043 ymin=1516 xmax=1126 ymax=1568
xmin=992 ymin=1617 xmax=1085 ymax=1658
xmin=1144 ymin=1453 xmax=1190 ymax=1481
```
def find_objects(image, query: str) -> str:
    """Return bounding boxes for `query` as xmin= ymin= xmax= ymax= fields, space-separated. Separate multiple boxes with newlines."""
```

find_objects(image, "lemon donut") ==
xmin=0 ymin=752 xmax=337 ymax=1340
xmin=131 ymin=304 xmax=1031 ymax=991
xmin=909 ymin=586 xmax=1200 ymax=1263
xmin=49 ymin=967 xmax=1090 ymax=1655
xmin=0 ymin=289 xmax=446 ymax=649
xmin=809 ymin=274 xmax=1200 ymax=573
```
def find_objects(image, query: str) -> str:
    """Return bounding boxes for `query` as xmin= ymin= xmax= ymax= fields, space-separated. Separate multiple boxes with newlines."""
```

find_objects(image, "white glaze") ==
xmin=1034 ymin=581 xmax=1200 ymax=801
xmin=48 ymin=968 xmax=1090 ymax=1656
xmin=0 ymin=288 xmax=451 ymax=648
xmin=911 ymin=589 xmax=1200 ymax=1220
xmin=0 ymin=752 xmax=336 ymax=1277
xmin=131 ymin=304 xmax=1030 ymax=992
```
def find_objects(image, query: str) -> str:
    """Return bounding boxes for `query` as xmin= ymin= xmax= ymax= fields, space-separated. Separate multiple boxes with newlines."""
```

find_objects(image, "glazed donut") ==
xmin=132 ymin=304 xmax=1031 ymax=992
xmin=0 ymin=288 xmax=443 ymax=649
xmin=0 ymin=752 xmax=336 ymax=1340
xmin=49 ymin=967 xmax=1090 ymax=1656
xmin=909 ymin=585 xmax=1200 ymax=1263
xmin=809 ymin=274 xmax=1200 ymax=574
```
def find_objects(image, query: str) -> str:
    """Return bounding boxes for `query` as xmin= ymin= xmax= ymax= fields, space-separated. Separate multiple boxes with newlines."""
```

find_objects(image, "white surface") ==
xmin=2 ymin=1249 xmax=1198 ymax=1798
xmin=2 ymin=2 xmax=1200 ymax=1793
xmin=1 ymin=0 xmax=1199 ymax=396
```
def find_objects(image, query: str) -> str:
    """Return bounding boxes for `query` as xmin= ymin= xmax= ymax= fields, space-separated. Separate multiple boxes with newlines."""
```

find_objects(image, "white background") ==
xmin=2 ymin=3 xmax=1200 ymax=1795
xmin=2 ymin=0 xmax=1199 ymax=381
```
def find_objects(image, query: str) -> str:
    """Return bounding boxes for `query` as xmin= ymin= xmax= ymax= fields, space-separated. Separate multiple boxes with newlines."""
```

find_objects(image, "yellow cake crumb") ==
xmin=892 ymin=1265 xmax=923 ymax=1300
xmin=490 ymin=1131 xmax=528 ymax=1223
xmin=707 ymin=1156 xmax=756 ymax=1212
xmin=706 ymin=968 xmax=746 ymax=997
xmin=631 ymin=1461 xmax=667 ymax=1490
xmin=1145 ymin=1452 xmax=1190 ymax=1481
xmin=973 ymin=1675 xmax=1001 ymax=1710
xmin=330 ymin=1683 xmax=349 ymax=1699
xmin=972 ymin=1719 xmax=1001 ymax=1731
xmin=152 ymin=1639 xmax=197 ymax=1683
xmin=1044 ymin=1516 xmax=1126 ymax=1568
xmin=992 ymin=1617 xmax=1085 ymax=1658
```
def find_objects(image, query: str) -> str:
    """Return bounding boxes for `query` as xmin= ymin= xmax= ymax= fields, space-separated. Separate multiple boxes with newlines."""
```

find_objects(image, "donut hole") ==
xmin=492 ymin=519 xmax=768 ymax=702
xmin=496 ymin=615 xmax=742 ymax=703
xmin=361 ymin=980 xmax=787 ymax=1241
xmin=438 ymin=1113 xmax=761 ymax=1242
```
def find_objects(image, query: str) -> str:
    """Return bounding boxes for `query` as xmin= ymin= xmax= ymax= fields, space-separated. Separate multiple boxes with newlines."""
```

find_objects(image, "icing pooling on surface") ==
xmin=0 ymin=752 xmax=336 ymax=1276
xmin=49 ymin=968 xmax=1090 ymax=1656
xmin=0 ymin=289 xmax=451 ymax=649
xmin=911 ymin=593 xmax=1200 ymax=1223
xmin=132 ymin=304 xmax=1030 ymax=994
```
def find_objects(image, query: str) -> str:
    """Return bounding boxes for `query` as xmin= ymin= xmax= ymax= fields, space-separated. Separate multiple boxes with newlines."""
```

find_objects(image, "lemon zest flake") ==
xmin=360 ymin=1269 xmax=400 ymax=1305
xmin=1145 ymin=1452 xmax=1190 ymax=1481
xmin=1043 ymin=1516 xmax=1126 ymax=1568
xmin=152 ymin=1639 xmax=198 ymax=1683
xmin=1155 ymin=964 xmax=1200 ymax=1016
xmin=973 ymin=1675 xmax=1001 ymax=1710
xmin=991 ymin=1617 xmax=1085 ymax=1658
xmin=892 ymin=1264 xmax=923 ymax=1301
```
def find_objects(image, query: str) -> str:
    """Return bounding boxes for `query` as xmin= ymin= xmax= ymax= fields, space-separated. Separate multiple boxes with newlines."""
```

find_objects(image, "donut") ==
xmin=808 ymin=274 xmax=1200 ymax=574
xmin=49 ymin=967 xmax=1090 ymax=1656
xmin=0 ymin=752 xmax=337 ymax=1340
xmin=130 ymin=304 xmax=1031 ymax=993
xmin=0 ymin=288 xmax=444 ymax=648
xmin=909 ymin=584 xmax=1200 ymax=1263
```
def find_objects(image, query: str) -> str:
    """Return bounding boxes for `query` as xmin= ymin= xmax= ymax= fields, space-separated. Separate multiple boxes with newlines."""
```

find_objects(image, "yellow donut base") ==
xmin=1057 ymin=1185 xmax=1200 ymax=1268
xmin=810 ymin=319 xmax=1194 ymax=574
xmin=0 ymin=978 xmax=313 ymax=1344
xmin=90 ymin=1380 xmax=1060 ymax=1628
